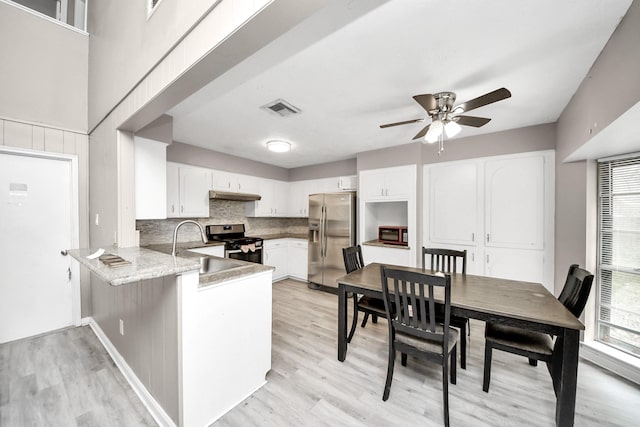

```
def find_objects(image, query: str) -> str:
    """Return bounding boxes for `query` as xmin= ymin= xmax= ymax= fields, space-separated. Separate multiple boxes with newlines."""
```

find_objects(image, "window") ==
xmin=597 ymin=155 xmax=640 ymax=357
xmin=8 ymin=0 xmax=87 ymax=31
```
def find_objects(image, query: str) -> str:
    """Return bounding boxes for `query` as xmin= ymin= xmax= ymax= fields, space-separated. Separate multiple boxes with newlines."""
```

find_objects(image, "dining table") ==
xmin=336 ymin=262 xmax=585 ymax=427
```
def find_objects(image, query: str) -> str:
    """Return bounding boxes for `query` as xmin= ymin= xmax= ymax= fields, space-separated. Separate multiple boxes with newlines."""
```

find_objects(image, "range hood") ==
xmin=209 ymin=190 xmax=261 ymax=201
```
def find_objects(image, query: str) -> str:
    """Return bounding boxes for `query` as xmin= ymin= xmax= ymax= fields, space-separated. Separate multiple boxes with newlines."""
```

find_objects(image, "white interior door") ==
xmin=0 ymin=151 xmax=77 ymax=343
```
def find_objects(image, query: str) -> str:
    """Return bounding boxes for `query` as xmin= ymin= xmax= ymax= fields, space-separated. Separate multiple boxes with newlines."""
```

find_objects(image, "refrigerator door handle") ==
xmin=323 ymin=205 xmax=328 ymax=258
xmin=319 ymin=205 xmax=325 ymax=258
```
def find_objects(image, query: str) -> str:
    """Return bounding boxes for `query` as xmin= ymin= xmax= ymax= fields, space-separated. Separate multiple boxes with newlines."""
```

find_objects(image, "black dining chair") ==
xmin=342 ymin=245 xmax=387 ymax=343
xmin=380 ymin=265 xmax=458 ymax=427
xmin=482 ymin=264 xmax=594 ymax=393
xmin=422 ymin=247 xmax=470 ymax=369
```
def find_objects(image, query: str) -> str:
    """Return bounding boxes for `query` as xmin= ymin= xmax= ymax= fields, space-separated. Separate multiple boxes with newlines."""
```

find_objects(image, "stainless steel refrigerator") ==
xmin=308 ymin=191 xmax=356 ymax=289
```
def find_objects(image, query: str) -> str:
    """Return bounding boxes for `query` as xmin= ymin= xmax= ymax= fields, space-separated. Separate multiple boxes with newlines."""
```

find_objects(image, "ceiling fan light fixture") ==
xmin=266 ymin=140 xmax=291 ymax=153
xmin=424 ymin=119 xmax=443 ymax=143
xmin=444 ymin=120 xmax=462 ymax=138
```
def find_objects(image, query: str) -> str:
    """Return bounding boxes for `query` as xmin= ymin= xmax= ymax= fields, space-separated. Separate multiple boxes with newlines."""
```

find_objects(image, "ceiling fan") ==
xmin=380 ymin=87 xmax=512 ymax=153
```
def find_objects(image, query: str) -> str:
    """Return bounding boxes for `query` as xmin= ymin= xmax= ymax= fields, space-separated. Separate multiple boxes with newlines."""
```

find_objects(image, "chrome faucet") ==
xmin=172 ymin=220 xmax=208 ymax=256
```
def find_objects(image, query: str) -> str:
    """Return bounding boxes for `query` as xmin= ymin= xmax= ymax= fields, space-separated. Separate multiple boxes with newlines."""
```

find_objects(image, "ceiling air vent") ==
xmin=261 ymin=99 xmax=301 ymax=117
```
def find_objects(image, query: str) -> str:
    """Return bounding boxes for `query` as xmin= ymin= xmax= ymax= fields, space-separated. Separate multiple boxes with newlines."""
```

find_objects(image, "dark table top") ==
xmin=337 ymin=263 xmax=584 ymax=331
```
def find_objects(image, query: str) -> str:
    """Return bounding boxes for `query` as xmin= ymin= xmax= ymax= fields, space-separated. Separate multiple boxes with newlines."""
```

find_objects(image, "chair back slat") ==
xmin=558 ymin=264 xmax=594 ymax=318
xmin=422 ymin=248 xmax=467 ymax=274
xmin=342 ymin=245 xmax=364 ymax=274
xmin=381 ymin=266 xmax=451 ymax=348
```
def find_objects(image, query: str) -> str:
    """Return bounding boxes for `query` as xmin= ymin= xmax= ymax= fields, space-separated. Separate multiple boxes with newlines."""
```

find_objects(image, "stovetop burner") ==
xmin=206 ymin=224 xmax=263 ymax=250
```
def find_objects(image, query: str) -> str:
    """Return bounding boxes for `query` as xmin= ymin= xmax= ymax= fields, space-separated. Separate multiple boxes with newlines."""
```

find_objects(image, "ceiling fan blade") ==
xmin=454 ymin=115 xmax=492 ymax=127
xmin=454 ymin=87 xmax=511 ymax=114
xmin=380 ymin=118 xmax=424 ymax=128
xmin=412 ymin=124 xmax=431 ymax=140
xmin=412 ymin=94 xmax=438 ymax=113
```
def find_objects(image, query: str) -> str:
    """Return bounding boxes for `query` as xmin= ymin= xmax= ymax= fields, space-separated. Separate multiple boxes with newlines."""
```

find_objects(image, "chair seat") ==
xmin=485 ymin=322 xmax=553 ymax=356
xmin=396 ymin=325 xmax=459 ymax=354
xmin=358 ymin=295 xmax=387 ymax=315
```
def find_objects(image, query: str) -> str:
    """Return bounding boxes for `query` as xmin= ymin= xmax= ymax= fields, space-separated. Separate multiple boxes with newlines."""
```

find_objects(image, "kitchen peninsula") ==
xmin=68 ymin=245 xmax=273 ymax=427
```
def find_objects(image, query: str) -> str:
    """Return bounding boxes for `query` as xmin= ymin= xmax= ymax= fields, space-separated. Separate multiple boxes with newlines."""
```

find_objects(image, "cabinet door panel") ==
xmin=385 ymin=168 xmax=411 ymax=198
xmin=485 ymin=156 xmax=544 ymax=249
xmin=180 ymin=167 xmax=210 ymax=217
xmin=485 ymin=247 xmax=548 ymax=291
xmin=166 ymin=163 xmax=180 ymax=218
xmin=361 ymin=245 xmax=410 ymax=266
xmin=360 ymin=171 xmax=386 ymax=199
xmin=428 ymin=162 xmax=477 ymax=245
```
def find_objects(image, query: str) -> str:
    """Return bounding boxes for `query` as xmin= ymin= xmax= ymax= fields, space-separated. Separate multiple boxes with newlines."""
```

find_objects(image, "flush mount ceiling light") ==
xmin=266 ymin=140 xmax=291 ymax=153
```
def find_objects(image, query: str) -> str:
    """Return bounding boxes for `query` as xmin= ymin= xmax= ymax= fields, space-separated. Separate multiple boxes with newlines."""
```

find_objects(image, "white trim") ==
xmin=0 ymin=146 xmax=82 ymax=329
xmin=0 ymin=0 xmax=88 ymax=34
xmin=581 ymin=341 xmax=640 ymax=386
xmin=597 ymin=151 xmax=640 ymax=162
xmin=0 ymin=115 xmax=87 ymax=136
xmin=86 ymin=317 xmax=177 ymax=427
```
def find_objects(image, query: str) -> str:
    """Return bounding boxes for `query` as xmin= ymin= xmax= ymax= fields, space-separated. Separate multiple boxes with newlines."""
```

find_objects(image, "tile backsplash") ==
xmin=137 ymin=199 xmax=308 ymax=245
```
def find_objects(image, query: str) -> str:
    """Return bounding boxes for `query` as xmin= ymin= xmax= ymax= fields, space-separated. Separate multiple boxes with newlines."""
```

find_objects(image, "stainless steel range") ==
xmin=205 ymin=224 xmax=263 ymax=264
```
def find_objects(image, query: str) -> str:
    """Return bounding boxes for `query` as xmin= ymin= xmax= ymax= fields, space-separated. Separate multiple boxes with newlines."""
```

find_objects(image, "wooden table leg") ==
xmin=556 ymin=328 xmax=579 ymax=426
xmin=338 ymin=283 xmax=347 ymax=362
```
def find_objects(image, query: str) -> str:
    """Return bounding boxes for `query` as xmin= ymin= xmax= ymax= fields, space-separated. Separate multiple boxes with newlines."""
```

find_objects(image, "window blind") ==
xmin=597 ymin=155 xmax=640 ymax=356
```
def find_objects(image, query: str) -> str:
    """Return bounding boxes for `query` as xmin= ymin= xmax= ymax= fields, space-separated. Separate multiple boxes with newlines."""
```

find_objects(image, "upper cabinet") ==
xmin=360 ymin=166 xmax=414 ymax=200
xmin=135 ymin=137 xmax=168 ymax=219
xmin=245 ymin=178 xmax=290 ymax=217
xmin=359 ymin=165 xmax=417 ymax=267
xmin=427 ymin=161 xmax=479 ymax=246
xmin=167 ymin=162 xmax=210 ymax=218
xmin=423 ymin=151 xmax=554 ymax=290
xmin=484 ymin=156 xmax=544 ymax=250
xmin=211 ymin=170 xmax=259 ymax=195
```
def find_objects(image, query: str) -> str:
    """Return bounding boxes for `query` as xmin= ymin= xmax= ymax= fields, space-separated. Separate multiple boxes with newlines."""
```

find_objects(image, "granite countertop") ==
xmin=362 ymin=239 xmax=411 ymax=250
xmin=67 ymin=246 xmax=201 ymax=286
xmin=69 ymin=242 xmax=273 ymax=287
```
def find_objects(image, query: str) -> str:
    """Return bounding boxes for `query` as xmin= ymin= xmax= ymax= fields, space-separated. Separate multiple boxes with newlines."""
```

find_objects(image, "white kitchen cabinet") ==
xmin=360 ymin=166 xmax=414 ymax=200
xmin=427 ymin=161 xmax=479 ymax=246
xmin=288 ymin=239 xmax=308 ymax=281
xmin=211 ymin=170 xmax=259 ymax=194
xmin=273 ymin=181 xmax=289 ymax=216
xmin=264 ymin=239 xmax=288 ymax=281
xmin=134 ymin=137 xmax=167 ymax=219
xmin=166 ymin=162 xmax=210 ymax=218
xmin=246 ymin=178 xmax=290 ymax=217
xmin=485 ymin=156 xmax=544 ymax=250
xmin=362 ymin=244 xmax=411 ymax=266
xmin=423 ymin=151 xmax=554 ymax=292
xmin=167 ymin=162 xmax=181 ymax=218
xmin=288 ymin=181 xmax=309 ymax=217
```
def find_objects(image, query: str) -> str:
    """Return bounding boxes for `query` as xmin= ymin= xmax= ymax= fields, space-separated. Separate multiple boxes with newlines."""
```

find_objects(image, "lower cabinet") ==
xmin=288 ymin=239 xmax=308 ymax=281
xmin=264 ymin=239 xmax=288 ymax=281
xmin=264 ymin=238 xmax=308 ymax=282
xmin=361 ymin=244 xmax=412 ymax=267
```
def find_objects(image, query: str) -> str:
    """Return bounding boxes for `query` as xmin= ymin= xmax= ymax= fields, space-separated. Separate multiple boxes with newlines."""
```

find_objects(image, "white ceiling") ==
xmin=168 ymin=0 xmax=632 ymax=169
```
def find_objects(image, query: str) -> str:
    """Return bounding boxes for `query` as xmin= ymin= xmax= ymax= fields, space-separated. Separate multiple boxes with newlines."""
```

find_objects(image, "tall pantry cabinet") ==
xmin=423 ymin=150 xmax=554 ymax=292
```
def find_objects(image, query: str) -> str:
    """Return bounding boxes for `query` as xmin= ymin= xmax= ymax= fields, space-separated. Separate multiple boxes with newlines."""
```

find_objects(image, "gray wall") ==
xmin=87 ymin=0 xmax=222 ymax=129
xmin=136 ymin=115 xmax=173 ymax=145
xmin=422 ymin=123 xmax=556 ymax=164
xmin=554 ymin=0 xmax=640 ymax=292
xmin=289 ymin=158 xmax=357 ymax=181
xmin=168 ymin=141 xmax=289 ymax=181
xmin=357 ymin=142 xmax=423 ymax=172
xmin=90 ymin=273 xmax=179 ymax=423
xmin=0 ymin=1 xmax=88 ymax=131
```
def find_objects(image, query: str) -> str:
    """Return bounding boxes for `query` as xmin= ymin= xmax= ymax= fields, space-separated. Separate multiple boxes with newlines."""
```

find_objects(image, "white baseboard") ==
xmin=85 ymin=317 xmax=177 ymax=427
xmin=580 ymin=341 xmax=640 ymax=386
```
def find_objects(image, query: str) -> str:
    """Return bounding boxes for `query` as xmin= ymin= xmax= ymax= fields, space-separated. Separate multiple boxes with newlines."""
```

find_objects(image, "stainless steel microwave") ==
xmin=378 ymin=226 xmax=408 ymax=246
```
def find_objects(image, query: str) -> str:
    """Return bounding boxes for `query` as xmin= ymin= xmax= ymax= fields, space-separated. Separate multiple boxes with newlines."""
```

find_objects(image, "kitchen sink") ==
xmin=198 ymin=256 xmax=244 ymax=275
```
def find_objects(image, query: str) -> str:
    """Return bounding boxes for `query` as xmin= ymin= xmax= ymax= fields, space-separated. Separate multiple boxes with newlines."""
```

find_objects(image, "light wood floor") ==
xmin=2 ymin=278 xmax=639 ymax=426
